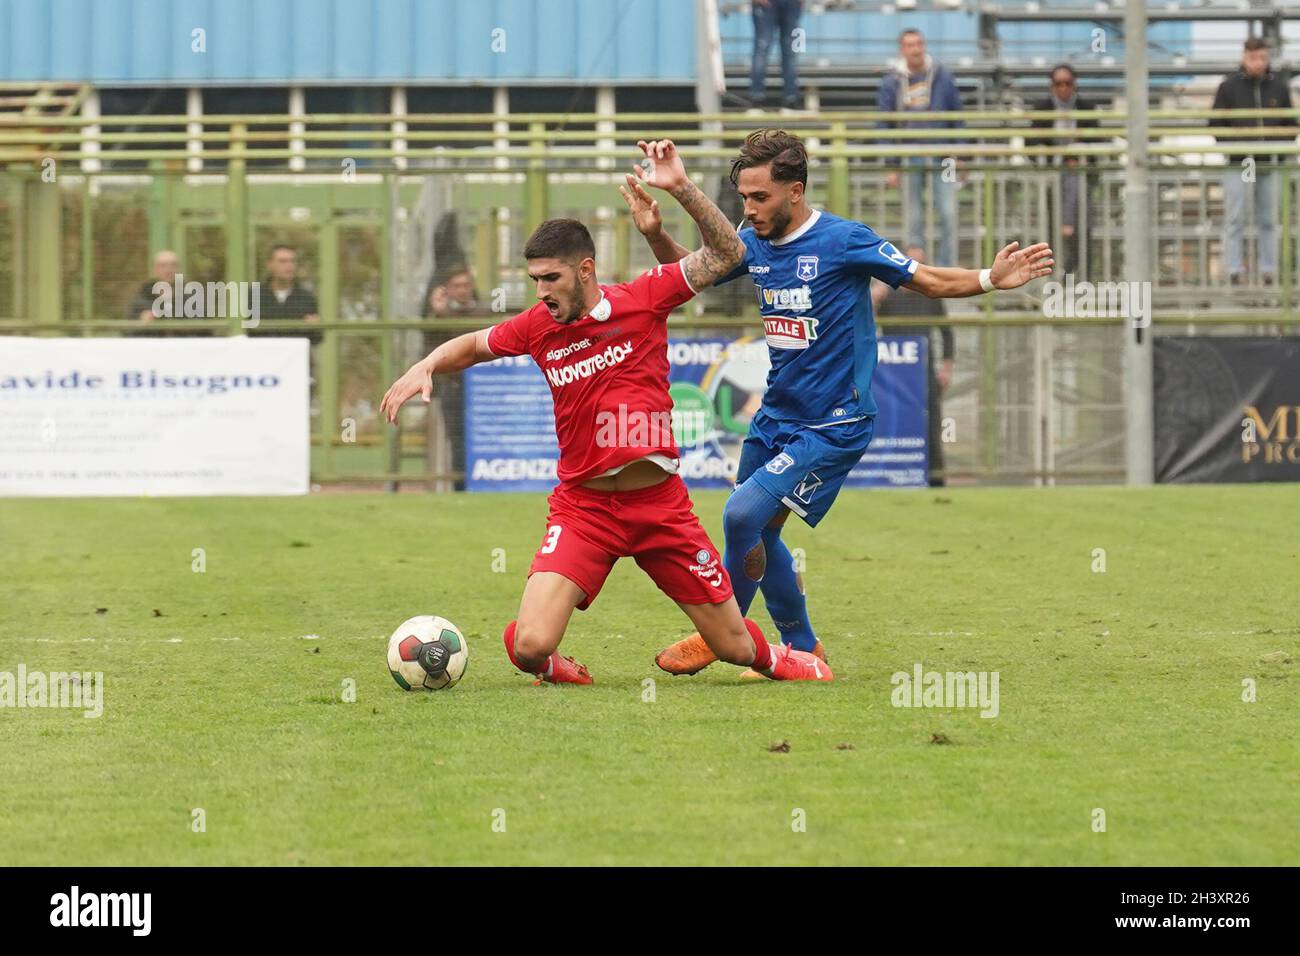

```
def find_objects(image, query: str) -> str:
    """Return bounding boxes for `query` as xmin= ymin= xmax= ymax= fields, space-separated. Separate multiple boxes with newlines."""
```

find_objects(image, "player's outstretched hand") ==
xmin=989 ymin=240 xmax=1055 ymax=289
xmin=379 ymin=361 xmax=432 ymax=426
xmin=618 ymin=174 xmax=663 ymax=238
xmin=633 ymin=139 xmax=688 ymax=193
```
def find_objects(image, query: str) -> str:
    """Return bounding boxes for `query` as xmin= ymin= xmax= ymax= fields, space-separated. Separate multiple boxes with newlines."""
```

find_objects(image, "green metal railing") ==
xmin=3 ymin=108 xmax=1299 ymax=485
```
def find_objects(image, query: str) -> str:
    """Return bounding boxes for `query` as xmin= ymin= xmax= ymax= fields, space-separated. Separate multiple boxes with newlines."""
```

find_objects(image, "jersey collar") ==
xmin=586 ymin=292 xmax=611 ymax=322
xmin=770 ymin=208 xmax=822 ymax=247
xmin=561 ymin=291 xmax=610 ymax=325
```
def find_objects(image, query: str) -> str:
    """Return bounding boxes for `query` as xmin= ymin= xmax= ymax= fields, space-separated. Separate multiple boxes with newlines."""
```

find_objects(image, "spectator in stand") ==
xmin=1030 ymin=64 xmax=1099 ymax=279
xmin=423 ymin=264 xmax=479 ymax=316
xmin=872 ymin=244 xmax=955 ymax=487
xmin=746 ymin=0 xmax=804 ymax=111
xmin=126 ymin=249 xmax=180 ymax=329
xmin=254 ymin=244 xmax=321 ymax=342
xmin=879 ymin=29 xmax=964 ymax=267
xmin=1213 ymin=37 xmax=1298 ymax=288
xmin=422 ymin=263 xmax=480 ymax=492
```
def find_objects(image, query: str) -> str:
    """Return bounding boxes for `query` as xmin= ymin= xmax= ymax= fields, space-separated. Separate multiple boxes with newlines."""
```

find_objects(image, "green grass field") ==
xmin=1 ymin=485 xmax=1296 ymax=866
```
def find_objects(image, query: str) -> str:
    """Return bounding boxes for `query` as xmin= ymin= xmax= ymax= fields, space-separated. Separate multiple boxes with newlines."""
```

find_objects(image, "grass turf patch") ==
xmin=1 ymin=484 xmax=1295 ymax=865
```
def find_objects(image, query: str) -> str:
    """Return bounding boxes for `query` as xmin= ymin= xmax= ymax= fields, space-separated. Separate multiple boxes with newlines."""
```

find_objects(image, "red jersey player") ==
xmin=379 ymin=139 xmax=832 ymax=685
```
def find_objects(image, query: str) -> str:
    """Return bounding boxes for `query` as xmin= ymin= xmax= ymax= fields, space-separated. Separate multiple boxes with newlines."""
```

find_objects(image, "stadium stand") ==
xmin=1 ymin=0 xmax=1297 ymax=488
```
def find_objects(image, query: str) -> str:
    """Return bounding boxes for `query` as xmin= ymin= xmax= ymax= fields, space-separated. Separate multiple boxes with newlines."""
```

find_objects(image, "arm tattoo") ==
xmin=669 ymin=178 xmax=745 ymax=290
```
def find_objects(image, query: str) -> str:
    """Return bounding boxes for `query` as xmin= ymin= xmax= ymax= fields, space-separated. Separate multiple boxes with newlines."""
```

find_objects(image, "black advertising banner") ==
xmin=1154 ymin=336 xmax=1300 ymax=483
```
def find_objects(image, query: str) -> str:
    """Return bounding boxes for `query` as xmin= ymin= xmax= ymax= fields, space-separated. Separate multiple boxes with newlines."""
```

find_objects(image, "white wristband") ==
xmin=978 ymin=268 xmax=996 ymax=293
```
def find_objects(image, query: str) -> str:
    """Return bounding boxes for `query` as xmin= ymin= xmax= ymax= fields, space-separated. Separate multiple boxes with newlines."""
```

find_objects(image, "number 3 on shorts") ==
xmin=540 ymin=524 xmax=562 ymax=554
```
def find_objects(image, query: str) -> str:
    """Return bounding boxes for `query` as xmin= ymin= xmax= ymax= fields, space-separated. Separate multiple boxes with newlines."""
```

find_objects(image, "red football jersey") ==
xmin=485 ymin=260 xmax=697 ymax=487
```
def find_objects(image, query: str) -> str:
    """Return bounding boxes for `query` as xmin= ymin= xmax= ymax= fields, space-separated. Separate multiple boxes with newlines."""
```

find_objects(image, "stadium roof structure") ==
xmin=0 ymin=0 xmax=699 ymax=86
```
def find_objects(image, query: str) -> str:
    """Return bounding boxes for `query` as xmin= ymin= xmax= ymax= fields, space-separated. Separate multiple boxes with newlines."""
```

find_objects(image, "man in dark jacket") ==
xmin=1030 ymin=64 xmax=1099 ymax=278
xmin=422 ymin=263 xmax=480 ymax=491
xmin=124 ymin=249 xmax=211 ymax=336
xmin=254 ymin=244 xmax=321 ymax=343
xmin=1213 ymin=37 xmax=1297 ymax=285
xmin=879 ymin=29 xmax=965 ymax=267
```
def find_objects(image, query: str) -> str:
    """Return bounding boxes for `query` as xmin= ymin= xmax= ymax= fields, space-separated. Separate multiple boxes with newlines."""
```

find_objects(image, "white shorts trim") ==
xmin=780 ymin=496 xmax=809 ymax=518
xmin=807 ymin=415 xmax=867 ymax=429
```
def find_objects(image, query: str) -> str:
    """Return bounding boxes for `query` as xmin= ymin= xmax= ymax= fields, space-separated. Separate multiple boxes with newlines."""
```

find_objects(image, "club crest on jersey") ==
xmin=688 ymin=549 xmax=724 ymax=588
xmin=766 ymin=453 xmax=796 ymax=475
xmin=763 ymin=315 xmax=819 ymax=350
xmin=761 ymin=286 xmax=811 ymax=311
xmin=796 ymin=255 xmax=819 ymax=281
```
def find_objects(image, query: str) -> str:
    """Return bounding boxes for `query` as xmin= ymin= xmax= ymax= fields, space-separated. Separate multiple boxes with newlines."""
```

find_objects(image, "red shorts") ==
xmin=529 ymin=474 xmax=733 ymax=610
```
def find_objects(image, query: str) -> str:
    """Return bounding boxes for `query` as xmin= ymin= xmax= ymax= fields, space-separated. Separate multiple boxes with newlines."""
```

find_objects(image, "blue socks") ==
xmin=721 ymin=478 xmax=785 ymax=617
xmin=721 ymin=477 xmax=819 ymax=652
xmin=758 ymin=526 xmax=818 ymax=652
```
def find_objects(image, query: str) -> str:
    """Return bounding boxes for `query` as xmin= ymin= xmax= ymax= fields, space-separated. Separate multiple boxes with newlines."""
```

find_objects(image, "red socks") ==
xmin=503 ymin=620 xmax=531 ymax=671
xmin=503 ymin=620 xmax=553 ymax=677
xmin=744 ymin=618 xmax=774 ymax=672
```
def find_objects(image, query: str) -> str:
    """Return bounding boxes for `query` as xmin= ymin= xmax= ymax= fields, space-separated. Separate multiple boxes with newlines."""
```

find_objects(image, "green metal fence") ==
xmin=3 ymin=109 xmax=1299 ymax=485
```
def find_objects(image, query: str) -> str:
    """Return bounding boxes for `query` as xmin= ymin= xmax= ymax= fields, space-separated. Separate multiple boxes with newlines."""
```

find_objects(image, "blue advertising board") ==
xmin=464 ymin=335 xmax=928 ymax=492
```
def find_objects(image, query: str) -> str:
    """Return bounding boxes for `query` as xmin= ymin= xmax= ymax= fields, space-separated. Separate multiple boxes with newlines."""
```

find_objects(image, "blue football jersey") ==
xmin=719 ymin=209 xmax=917 ymax=426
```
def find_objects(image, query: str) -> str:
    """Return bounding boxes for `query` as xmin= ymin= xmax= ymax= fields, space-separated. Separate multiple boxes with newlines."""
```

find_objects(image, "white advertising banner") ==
xmin=0 ymin=337 xmax=309 ymax=496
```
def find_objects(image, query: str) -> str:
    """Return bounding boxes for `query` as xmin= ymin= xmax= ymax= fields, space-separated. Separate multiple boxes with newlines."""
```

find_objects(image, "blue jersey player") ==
xmin=621 ymin=132 xmax=1053 ymax=677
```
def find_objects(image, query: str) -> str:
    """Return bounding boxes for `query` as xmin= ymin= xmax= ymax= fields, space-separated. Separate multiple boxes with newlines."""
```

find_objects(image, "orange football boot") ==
xmin=654 ymin=632 xmax=717 ymax=676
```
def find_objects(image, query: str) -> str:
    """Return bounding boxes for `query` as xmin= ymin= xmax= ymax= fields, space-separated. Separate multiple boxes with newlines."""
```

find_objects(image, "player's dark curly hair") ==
xmin=523 ymin=218 xmax=596 ymax=262
xmin=730 ymin=129 xmax=809 ymax=188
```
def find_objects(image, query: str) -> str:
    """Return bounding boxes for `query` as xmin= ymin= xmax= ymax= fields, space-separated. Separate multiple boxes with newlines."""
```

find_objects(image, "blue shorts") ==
xmin=736 ymin=410 xmax=874 ymax=527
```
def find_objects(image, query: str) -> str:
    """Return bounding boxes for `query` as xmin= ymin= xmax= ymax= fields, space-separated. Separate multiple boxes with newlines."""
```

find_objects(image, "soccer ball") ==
xmin=386 ymin=615 xmax=469 ymax=691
